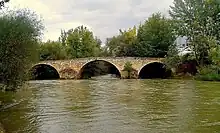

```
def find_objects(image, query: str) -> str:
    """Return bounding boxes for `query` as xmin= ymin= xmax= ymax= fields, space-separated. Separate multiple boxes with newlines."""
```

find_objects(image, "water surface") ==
xmin=0 ymin=79 xmax=220 ymax=133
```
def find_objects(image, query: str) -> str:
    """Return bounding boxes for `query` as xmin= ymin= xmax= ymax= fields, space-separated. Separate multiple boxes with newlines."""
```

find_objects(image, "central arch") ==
xmin=29 ymin=64 xmax=60 ymax=80
xmin=139 ymin=62 xmax=171 ymax=79
xmin=78 ymin=60 xmax=121 ymax=79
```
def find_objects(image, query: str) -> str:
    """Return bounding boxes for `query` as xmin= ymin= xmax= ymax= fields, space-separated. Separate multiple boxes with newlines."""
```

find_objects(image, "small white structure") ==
xmin=174 ymin=36 xmax=193 ymax=56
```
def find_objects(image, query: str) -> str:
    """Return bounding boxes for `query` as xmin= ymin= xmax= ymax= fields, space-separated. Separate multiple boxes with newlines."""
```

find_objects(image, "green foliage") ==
xmin=164 ymin=40 xmax=196 ymax=75
xmin=195 ymin=65 xmax=220 ymax=81
xmin=0 ymin=9 xmax=44 ymax=90
xmin=105 ymin=13 xmax=175 ymax=58
xmin=135 ymin=13 xmax=175 ymax=57
xmin=99 ymin=45 xmax=110 ymax=57
xmin=65 ymin=25 xmax=102 ymax=58
xmin=39 ymin=40 xmax=68 ymax=60
xmin=209 ymin=43 xmax=220 ymax=65
xmin=123 ymin=61 xmax=133 ymax=79
xmin=170 ymin=0 xmax=220 ymax=38
xmin=164 ymin=42 xmax=181 ymax=69
xmin=123 ymin=61 xmax=133 ymax=72
xmin=58 ymin=29 xmax=68 ymax=46
xmin=169 ymin=0 xmax=220 ymax=65
xmin=105 ymin=36 xmax=120 ymax=56
xmin=190 ymin=35 xmax=216 ymax=65
xmin=39 ymin=25 xmax=103 ymax=60
xmin=106 ymin=26 xmax=137 ymax=57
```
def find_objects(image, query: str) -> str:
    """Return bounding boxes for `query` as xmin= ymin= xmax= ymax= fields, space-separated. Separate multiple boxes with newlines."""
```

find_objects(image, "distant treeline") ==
xmin=39 ymin=13 xmax=175 ymax=60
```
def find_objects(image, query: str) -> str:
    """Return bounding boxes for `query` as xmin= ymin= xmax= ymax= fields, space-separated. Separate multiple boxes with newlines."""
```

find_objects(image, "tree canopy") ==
xmin=39 ymin=41 xmax=68 ymax=60
xmin=65 ymin=25 xmax=102 ymax=58
xmin=0 ymin=9 xmax=44 ymax=90
xmin=169 ymin=0 xmax=220 ymax=65
xmin=135 ymin=13 xmax=175 ymax=57
xmin=104 ymin=13 xmax=175 ymax=57
xmin=105 ymin=26 xmax=137 ymax=57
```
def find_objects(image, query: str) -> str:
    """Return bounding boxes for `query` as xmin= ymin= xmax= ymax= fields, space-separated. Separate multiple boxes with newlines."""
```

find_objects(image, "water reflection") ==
xmin=0 ymin=79 xmax=220 ymax=133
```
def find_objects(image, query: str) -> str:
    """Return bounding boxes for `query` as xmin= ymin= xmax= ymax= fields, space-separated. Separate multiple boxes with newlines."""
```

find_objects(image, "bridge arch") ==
xmin=29 ymin=64 xmax=60 ymax=80
xmin=78 ymin=59 xmax=121 ymax=79
xmin=138 ymin=62 xmax=171 ymax=79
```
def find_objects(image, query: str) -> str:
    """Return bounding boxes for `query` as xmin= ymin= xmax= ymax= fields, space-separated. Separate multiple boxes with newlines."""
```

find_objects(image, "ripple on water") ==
xmin=0 ymin=79 xmax=220 ymax=133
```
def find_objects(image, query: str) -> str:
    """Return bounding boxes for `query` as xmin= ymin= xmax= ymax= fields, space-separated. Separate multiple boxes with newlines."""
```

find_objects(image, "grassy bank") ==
xmin=195 ymin=65 xmax=220 ymax=81
xmin=169 ymin=65 xmax=220 ymax=81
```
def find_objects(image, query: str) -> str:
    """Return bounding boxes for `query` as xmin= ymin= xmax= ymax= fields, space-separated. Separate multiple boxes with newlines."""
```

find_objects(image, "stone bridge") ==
xmin=30 ymin=57 xmax=170 ymax=79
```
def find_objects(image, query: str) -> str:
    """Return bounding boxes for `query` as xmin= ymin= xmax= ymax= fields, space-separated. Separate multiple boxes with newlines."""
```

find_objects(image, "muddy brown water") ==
xmin=0 ymin=79 xmax=220 ymax=133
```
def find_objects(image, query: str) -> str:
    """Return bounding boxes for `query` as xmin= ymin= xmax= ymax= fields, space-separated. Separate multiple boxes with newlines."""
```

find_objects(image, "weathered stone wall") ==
xmin=33 ymin=57 xmax=164 ymax=79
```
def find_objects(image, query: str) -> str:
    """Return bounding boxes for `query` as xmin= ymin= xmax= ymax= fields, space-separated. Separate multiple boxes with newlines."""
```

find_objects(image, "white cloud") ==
xmin=5 ymin=0 xmax=174 ymax=42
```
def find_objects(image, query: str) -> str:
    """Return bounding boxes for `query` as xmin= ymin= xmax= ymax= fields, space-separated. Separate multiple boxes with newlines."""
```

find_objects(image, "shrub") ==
xmin=0 ymin=9 xmax=44 ymax=90
xmin=39 ymin=41 xmax=69 ymax=61
xmin=195 ymin=65 xmax=220 ymax=81
xmin=123 ymin=61 xmax=133 ymax=72
xmin=122 ymin=61 xmax=138 ymax=79
xmin=209 ymin=44 xmax=220 ymax=66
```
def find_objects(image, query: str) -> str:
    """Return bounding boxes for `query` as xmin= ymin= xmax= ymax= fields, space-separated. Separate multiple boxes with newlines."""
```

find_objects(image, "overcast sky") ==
xmin=6 ymin=0 xmax=174 ymax=42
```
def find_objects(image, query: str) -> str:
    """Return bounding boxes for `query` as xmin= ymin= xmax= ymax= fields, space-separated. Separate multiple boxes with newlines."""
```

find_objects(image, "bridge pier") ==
xmin=120 ymin=70 xmax=138 ymax=79
xmin=59 ymin=68 xmax=77 ymax=79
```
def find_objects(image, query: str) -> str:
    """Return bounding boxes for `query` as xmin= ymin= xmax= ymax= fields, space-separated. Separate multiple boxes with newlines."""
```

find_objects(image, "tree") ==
xmin=169 ymin=0 xmax=220 ymax=65
xmin=164 ymin=42 xmax=181 ymax=69
xmin=66 ymin=25 xmax=101 ymax=58
xmin=106 ymin=26 xmax=137 ymax=57
xmin=99 ymin=45 xmax=110 ymax=57
xmin=58 ymin=29 xmax=68 ymax=46
xmin=135 ymin=13 xmax=175 ymax=57
xmin=94 ymin=37 xmax=103 ymax=56
xmin=105 ymin=36 xmax=120 ymax=56
xmin=39 ymin=40 xmax=68 ymax=60
xmin=0 ymin=9 xmax=44 ymax=90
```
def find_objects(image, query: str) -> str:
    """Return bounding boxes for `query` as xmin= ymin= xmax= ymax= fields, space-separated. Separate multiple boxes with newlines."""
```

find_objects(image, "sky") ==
xmin=5 ymin=0 xmax=174 ymax=43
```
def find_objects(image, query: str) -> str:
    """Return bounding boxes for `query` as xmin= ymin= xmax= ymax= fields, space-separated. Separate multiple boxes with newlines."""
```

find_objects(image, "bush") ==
xmin=123 ymin=61 xmax=133 ymax=72
xmin=209 ymin=43 xmax=220 ymax=66
xmin=195 ymin=40 xmax=220 ymax=81
xmin=195 ymin=65 xmax=220 ymax=81
xmin=122 ymin=61 xmax=138 ymax=79
xmin=0 ymin=9 xmax=44 ymax=90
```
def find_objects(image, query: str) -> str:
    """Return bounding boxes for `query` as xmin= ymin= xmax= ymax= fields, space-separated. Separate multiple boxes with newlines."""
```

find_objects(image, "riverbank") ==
xmin=173 ymin=67 xmax=220 ymax=82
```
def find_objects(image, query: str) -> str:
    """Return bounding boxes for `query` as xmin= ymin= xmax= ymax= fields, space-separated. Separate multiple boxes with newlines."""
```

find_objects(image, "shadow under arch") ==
xmin=78 ymin=60 xmax=121 ymax=79
xmin=138 ymin=62 xmax=171 ymax=79
xmin=29 ymin=64 xmax=60 ymax=80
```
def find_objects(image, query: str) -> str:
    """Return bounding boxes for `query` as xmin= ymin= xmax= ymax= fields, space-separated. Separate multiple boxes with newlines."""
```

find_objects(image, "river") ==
xmin=0 ymin=79 xmax=220 ymax=133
